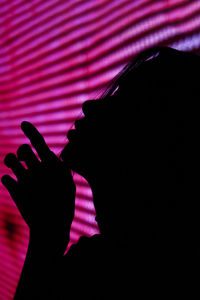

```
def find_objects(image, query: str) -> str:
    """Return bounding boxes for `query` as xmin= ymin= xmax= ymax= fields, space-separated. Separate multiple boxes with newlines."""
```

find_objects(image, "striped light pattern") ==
xmin=0 ymin=0 xmax=200 ymax=299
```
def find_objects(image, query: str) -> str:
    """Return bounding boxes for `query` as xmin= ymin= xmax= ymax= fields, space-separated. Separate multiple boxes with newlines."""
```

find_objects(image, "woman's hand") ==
xmin=1 ymin=121 xmax=75 ymax=255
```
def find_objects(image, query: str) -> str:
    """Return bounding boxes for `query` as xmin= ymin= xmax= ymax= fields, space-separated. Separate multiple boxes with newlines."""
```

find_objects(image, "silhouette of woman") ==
xmin=2 ymin=47 xmax=200 ymax=299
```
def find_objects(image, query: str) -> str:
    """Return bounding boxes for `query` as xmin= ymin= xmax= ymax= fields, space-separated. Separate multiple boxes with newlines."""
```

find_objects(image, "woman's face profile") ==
xmin=62 ymin=96 xmax=121 ymax=185
xmin=60 ymin=94 xmax=128 ymax=234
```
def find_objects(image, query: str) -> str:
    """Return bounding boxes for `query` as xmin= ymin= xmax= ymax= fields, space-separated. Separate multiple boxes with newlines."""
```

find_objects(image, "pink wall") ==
xmin=1 ymin=0 xmax=200 ymax=299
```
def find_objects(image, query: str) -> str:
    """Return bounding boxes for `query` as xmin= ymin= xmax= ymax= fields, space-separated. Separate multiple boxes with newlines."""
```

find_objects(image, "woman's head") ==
xmin=61 ymin=47 xmax=200 ymax=248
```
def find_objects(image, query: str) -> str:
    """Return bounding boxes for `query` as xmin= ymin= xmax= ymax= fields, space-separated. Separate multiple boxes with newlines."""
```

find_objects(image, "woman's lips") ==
xmin=67 ymin=129 xmax=77 ymax=141
xmin=60 ymin=130 xmax=78 ymax=165
xmin=74 ymin=117 xmax=85 ymax=130
xmin=67 ymin=117 xmax=86 ymax=142
xmin=67 ymin=119 xmax=82 ymax=140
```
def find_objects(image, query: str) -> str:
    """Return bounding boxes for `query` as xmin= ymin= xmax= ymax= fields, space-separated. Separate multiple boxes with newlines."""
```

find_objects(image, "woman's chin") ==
xmin=60 ymin=142 xmax=87 ymax=178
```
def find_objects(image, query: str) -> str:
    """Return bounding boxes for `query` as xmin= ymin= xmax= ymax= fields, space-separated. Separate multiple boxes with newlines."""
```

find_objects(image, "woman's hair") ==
xmin=101 ymin=46 xmax=162 ymax=99
xmin=101 ymin=46 xmax=200 ymax=100
xmin=97 ymin=46 xmax=200 ymax=251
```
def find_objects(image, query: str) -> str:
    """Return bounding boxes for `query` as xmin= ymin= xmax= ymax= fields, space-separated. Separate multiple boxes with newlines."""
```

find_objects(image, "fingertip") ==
xmin=21 ymin=121 xmax=30 ymax=131
xmin=20 ymin=121 xmax=50 ymax=160
xmin=1 ymin=174 xmax=6 ymax=184
xmin=1 ymin=175 xmax=18 ymax=200
xmin=4 ymin=153 xmax=16 ymax=167
xmin=1 ymin=174 xmax=10 ymax=186
xmin=21 ymin=121 xmax=36 ymax=139
xmin=17 ymin=144 xmax=30 ymax=158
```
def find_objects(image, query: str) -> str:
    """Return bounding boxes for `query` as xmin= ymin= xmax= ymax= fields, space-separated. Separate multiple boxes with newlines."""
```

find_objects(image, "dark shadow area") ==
xmin=2 ymin=46 xmax=200 ymax=299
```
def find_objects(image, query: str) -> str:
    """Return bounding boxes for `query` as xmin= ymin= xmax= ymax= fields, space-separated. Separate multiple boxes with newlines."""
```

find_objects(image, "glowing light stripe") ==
xmin=1 ymin=1 xmax=200 ymax=299
xmin=170 ymin=31 xmax=200 ymax=50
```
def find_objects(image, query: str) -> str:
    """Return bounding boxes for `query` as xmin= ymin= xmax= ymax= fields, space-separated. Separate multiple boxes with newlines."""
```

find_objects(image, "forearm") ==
xmin=14 ymin=236 xmax=64 ymax=300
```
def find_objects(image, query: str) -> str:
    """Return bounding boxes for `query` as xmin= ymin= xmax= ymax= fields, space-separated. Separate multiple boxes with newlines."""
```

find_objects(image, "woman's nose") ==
xmin=82 ymin=99 xmax=100 ymax=116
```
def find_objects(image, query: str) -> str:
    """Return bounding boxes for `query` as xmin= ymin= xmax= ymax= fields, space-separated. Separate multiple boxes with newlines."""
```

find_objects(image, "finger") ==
xmin=17 ymin=144 xmax=40 ymax=169
xmin=21 ymin=121 xmax=53 ymax=161
xmin=4 ymin=153 xmax=26 ymax=180
xmin=1 ymin=175 xmax=19 ymax=201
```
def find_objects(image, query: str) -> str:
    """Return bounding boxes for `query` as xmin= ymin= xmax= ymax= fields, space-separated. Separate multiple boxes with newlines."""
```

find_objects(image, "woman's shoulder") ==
xmin=60 ymin=234 xmax=107 ymax=297
xmin=68 ymin=234 xmax=103 ymax=253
